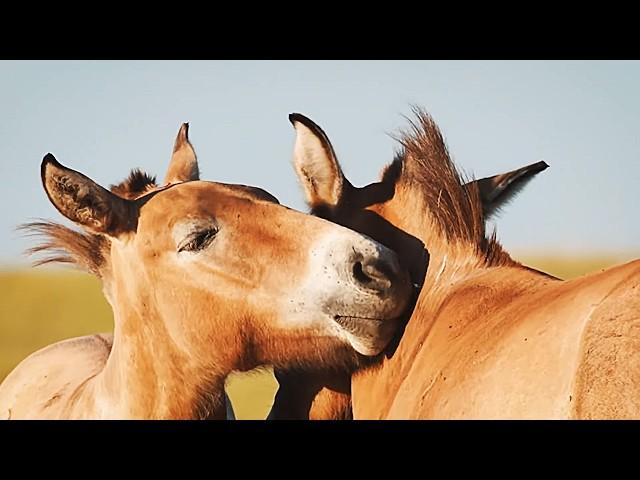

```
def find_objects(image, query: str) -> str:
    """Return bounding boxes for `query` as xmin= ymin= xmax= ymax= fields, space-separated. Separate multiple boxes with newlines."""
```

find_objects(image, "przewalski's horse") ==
xmin=72 ymin=123 xmax=237 ymax=419
xmin=112 ymin=123 xmax=253 ymax=419
xmin=273 ymin=110 xmax=640 ymax=419
xmin=268 ymin=114 xmax=549 ymax=420
xmin=0 ymin=126 xmax=412 ymax=420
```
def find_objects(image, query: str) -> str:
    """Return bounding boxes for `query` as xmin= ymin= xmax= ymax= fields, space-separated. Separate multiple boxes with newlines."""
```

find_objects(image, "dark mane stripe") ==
xmin=391 ymin=107 xmax=512 ymax=266
xmin=109 ymin=168 xmax=157 ymax=200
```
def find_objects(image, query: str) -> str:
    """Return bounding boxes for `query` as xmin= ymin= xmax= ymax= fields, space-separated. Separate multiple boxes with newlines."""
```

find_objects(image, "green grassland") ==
xmin=0 ymin=254 xmax=636 ymax=419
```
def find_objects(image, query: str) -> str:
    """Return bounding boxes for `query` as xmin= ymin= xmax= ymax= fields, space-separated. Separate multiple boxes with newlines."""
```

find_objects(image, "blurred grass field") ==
xmin=0 ymin=253 xmax=637 ymax=419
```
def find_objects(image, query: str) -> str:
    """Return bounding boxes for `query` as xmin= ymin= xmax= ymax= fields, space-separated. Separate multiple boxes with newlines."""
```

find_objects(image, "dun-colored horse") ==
xmin=268 ymin=113 xmax=549 ymax=419
xmin=0 ymin=125 xmax=412 ymax=419
xmin=272 ymin=110 xmax=640 ymax=419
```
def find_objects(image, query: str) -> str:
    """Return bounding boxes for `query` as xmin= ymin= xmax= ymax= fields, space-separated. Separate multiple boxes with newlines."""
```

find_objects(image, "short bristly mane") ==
xmin=19 ymin=168 xmax=158 ymax=277
xmin=109 ymin=168 xmax=158 ymax=200
xmin=384 ymin=108 xmax=513 ymax=267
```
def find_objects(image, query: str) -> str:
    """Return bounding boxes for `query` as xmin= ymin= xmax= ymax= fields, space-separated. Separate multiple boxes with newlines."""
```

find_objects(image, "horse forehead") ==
xmin=134 ymin=182 xmax=291 ymax=240
xmin=221 ymin=184 xmax=280 ymax=204
xmin=142 ymin=182 xmax=262 ymax=217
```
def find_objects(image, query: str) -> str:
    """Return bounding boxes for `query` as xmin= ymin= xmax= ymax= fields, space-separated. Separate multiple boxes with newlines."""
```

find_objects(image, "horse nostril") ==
xmin=353 ymin=259 xmax=393 ymax=292
xmin=353 ymin=261 xmax=371 ymax=286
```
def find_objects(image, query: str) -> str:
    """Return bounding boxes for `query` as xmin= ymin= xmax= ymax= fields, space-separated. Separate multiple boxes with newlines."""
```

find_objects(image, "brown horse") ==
xmin=272 ymin=109 xmax=640 ymax=419
xmin=112 ymin=123 xmax=238 ymax=418
xmin=268 ymin=115 xmax=549 ymax=420
xmin=0 ymin=125 xmax=412 ymax=419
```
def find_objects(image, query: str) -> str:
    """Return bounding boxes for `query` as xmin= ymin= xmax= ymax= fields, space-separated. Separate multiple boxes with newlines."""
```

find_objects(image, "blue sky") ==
xmin=1 ymin=60 xmax=639 ymax=266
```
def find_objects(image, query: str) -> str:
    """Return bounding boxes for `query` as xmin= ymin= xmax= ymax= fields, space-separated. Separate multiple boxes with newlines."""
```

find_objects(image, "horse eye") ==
xmin=178 ymin=228 xmax=218 ymax=253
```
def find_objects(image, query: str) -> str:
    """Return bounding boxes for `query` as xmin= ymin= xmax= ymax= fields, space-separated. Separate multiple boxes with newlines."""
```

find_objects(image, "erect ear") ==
xmin=41 ymin=154 xmax=137 ymax=236
xmin=467 ymin=160 xmax=549 ymax=220
xmin=164 ymin=122 xmax=199 ymax=184
xmin=289 ymin=113 xmax=352 ymax=209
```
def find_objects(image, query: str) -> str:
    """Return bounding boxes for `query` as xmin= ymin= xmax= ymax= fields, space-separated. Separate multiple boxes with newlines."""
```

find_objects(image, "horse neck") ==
xmin=350 ymin=186 xmax=558 ymax=418
xmin=379 ymin=183 xmax=512 ymax=291
xmin=417 ymin=262 xmax=553 ymax=337
xmin=87 ymin=288 xmax=228 ymax=419
xmin=351 ymin=264 xmax=555 ymax=419
xmin=352 ymin=250 xmax=555 ymax=419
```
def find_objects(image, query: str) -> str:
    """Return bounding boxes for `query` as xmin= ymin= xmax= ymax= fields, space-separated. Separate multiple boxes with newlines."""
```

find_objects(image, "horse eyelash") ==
xmin=178 ymin=228 xmax=218 ymax=253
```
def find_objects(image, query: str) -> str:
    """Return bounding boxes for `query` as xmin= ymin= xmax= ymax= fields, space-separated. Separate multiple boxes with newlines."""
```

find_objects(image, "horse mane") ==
xmin=383 ymin=107 xmax=512 ymax=266
xmin=109 ymin=168 xmax=158 ymax=200
xmin=20 ymin=168 xmax=158 ymax=277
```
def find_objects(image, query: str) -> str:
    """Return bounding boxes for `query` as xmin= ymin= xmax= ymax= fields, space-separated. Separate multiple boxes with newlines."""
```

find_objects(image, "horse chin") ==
xmin=332 ymin=314 xmax=399 ymax=357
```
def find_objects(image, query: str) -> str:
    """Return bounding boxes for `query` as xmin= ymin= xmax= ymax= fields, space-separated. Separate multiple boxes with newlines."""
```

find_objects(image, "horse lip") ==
xmin=333 ymin=314 xmax=386 ymax=323
xmin=332 ymin=314 xmax=398 ymax=336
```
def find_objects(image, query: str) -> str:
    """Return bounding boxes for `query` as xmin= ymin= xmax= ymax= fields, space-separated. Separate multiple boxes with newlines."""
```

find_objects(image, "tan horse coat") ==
xmin=0 ymin=124 xmax=412 ymax=419
xmin=281 ymin=109 xmax=640 ymax=419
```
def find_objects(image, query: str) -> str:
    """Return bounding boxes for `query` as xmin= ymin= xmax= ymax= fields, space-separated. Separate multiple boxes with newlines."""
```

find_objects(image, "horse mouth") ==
xmin=333 ymin=314 xmax=384 ymax=324
xmin=333 ymin=314 xmax=392 ymax=336
xmin=332 ymin=314 xmax=399 ymax=356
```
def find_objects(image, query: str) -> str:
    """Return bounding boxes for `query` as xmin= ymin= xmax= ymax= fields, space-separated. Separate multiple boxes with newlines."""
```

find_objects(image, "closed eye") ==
xmin=178 ymin=227 xmax=219 ymax=253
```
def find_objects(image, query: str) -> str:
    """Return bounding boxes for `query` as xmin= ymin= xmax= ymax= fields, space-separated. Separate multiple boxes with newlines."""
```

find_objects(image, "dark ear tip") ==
xmin=534 ymin=160 xmax=550 ymax=172
xmin=536 ymin=160 xmax=549 ymax=172
xmin=40 ymin=153 xmax=60 ymax=188
xmin=289 ymin=112 xmax=316 ymax=128
xmin=179 ymin=122 xmax=190 ymax=139
xmin=289 ymin=113 xmax=325 ymax=136
xmin=41 ymin=153 xmax=59 ymax=172
xmin=289 ymin=113 xmax=303 ymax=125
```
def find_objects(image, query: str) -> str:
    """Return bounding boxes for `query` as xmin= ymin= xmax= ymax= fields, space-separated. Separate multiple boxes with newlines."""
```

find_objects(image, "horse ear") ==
xmin=468 ymin=160 xmax=549 ymax=220
xmin=289 ymin=113 xmax=351 ymax=209
xmin=164 ymin=122 xmax=199 ymax=184
xmin=41 ymin=153 xmax=137 ymax=236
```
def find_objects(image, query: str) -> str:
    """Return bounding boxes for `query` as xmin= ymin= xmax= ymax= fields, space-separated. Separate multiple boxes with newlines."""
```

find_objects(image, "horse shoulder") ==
xmin=379 ymin=262 xmax=640 ymax=419
xmin=0 ymin=333 xmax=113 ymax=419
xmin=570 ymin=260 xmax=640 ymax=419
